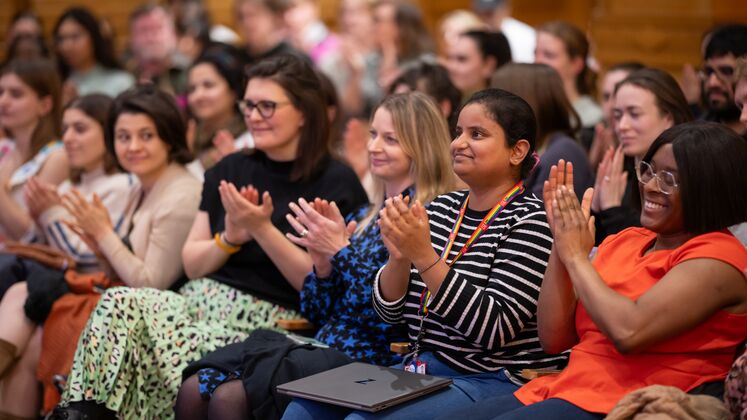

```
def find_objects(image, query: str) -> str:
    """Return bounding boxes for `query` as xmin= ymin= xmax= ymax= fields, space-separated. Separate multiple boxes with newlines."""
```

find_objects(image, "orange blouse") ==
xmin=515 ymin=227 xmax=747 ymax=414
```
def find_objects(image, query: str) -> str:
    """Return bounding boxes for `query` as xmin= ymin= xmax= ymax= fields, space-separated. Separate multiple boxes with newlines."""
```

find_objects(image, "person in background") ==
xmin=735 ymin=57 xmax=747 ymax=131
xmin=491 ymin=63 xmax=593 ymax=199
xmin=588 ymin=62 xmax=644 ymax=170
xmin=445 ymin=30 xmax=511 ymax=100
xmin=389 ymin=58 xmax=461 ymax=135
xmin=283 ymin=0 xmax=339 ymax=69
xmin=698 ymin=24 xmax=747 ymax=136
xmin=372 ymin=0 xmax=436 ymax=92
xmin=175 ymin=92 xmax=456 ymax=420
xmin=125 ymin=4 xmax=190 ymax=99
xmin=53 ymin=7 xmax=135 ymax=101
xmin=234 ymin=0 xmax=301 ymax=68
xmin=4 ymin=10 xmax=44 ymax=51
xmin=335 ymin=0 xmax=379 ymax=118
xmin=438 ymin=9 xmax=487 ymax=55
xmin=535 ymin=21 xmax=603 ymax=136
xmin=0 ymin=58 xmax=68 ymax=243
xmin=441 ymin=121 xmax=747 ymax=419
xmin=2 ymin=34 xmax=50 ymax=67
xmin=471 ymin=0 xmax=535 ymax=63
xmin=185 ymin=46 xmax=249 ymax=177
xmin=592 ymin=68 xmax=692 ymax=244
xmin=0 ymin=94 xmax=137 ymax=419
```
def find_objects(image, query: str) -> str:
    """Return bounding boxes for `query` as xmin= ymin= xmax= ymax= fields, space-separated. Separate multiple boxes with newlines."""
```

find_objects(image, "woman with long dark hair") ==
xmin=53 ymin=7 xmax=134 ymax=99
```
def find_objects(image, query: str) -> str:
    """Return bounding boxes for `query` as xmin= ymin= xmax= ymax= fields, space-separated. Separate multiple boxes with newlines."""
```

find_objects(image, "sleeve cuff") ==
xmin=373 ymin=264 xmax=407 ymax=308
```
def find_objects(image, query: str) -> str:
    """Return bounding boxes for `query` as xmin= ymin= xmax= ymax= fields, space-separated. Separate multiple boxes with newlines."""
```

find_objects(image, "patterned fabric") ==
xmin=373 ymin=190 xmax=566 ymax=378
xmin=300 ymin=203 xmax=407 ymax=366
xmin=197 ymin=368 xmax=242 ymax=400
xmin=61 ymin=278 xmax=299 ymax=419
xmin=725 ymin=348 xmax=747 ymax=420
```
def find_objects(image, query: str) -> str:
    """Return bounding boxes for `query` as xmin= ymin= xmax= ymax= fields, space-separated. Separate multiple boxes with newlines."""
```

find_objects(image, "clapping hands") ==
xmin=286 ymin=198 xmax=356 ymax=277
xmin=378 ymin=195 xmax=431 ymax=263
xmin=218 ymin=181 xmax=273 ymax=245
xmin=544 ymin=160 xmax=595 ymax=265
xmin=25 ymin=176 xmax=61 ymax=218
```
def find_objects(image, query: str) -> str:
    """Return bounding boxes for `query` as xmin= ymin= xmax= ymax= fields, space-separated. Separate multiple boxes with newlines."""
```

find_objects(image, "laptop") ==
xmin=276 ymin=362 xmax=453 ymax=412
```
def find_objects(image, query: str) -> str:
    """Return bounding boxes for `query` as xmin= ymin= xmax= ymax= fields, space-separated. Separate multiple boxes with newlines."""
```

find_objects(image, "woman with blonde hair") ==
xmin=175 ymin=91 xmax=456 ymax=420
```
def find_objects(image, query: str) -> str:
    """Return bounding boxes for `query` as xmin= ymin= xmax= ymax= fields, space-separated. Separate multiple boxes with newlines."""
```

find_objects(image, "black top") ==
xmin=199 ymin=151 xmax=368 ymax=309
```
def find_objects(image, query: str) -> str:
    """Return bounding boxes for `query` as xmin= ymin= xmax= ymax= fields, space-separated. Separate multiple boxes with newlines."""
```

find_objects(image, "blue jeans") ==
xmin=281 ymin=352 xmax=520 ymax=420
xmin=432 ymin=394 xmax=605 ymax=420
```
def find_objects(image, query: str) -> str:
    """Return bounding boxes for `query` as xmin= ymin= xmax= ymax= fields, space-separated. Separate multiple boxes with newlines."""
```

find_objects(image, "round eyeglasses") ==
xmin=236 ymin=99 xmax=291 ymax=119
xmin=636 ymin=161 xmax=679 ymax=195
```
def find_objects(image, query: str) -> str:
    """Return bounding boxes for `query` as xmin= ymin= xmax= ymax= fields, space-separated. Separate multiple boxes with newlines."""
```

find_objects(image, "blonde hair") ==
xmin=356 ymin=92 xmax=456 ymax=234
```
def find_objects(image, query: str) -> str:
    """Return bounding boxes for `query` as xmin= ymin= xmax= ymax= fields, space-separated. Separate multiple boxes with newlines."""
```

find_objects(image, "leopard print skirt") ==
xmin=61 ymin=278 xmax=299 ymax=419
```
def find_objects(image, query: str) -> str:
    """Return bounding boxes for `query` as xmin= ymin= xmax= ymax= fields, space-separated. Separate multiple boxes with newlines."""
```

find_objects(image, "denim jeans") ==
xmin=432 ymin=394 xmax=605 ymax=420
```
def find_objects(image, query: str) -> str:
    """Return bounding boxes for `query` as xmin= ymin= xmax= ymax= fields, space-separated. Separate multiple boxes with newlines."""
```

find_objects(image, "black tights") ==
xmin=175 ymin=375 xmax=251 ymax=420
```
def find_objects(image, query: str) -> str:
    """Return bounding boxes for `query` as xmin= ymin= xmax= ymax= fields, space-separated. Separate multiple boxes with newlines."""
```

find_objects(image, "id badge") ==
xmin=404 ymin=359 xmax=427 ymax=374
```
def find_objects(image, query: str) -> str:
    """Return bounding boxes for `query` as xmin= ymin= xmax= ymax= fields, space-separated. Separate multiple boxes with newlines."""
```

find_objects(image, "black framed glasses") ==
xmin=698 ymin=65 xmax=735 ymax=82
xmin=236 ymin=99 xmax=290 ymax=118
xmin=636 ymin=161 xmax=679 ymax=195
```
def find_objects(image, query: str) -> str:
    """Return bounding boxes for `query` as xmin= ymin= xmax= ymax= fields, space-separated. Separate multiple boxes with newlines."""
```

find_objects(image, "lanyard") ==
xmin=417 ymin=181 xmax=525 ymax=317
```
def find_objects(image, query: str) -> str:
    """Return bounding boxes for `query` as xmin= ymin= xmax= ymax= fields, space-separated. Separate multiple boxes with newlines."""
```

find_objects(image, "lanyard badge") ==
xmin=405 ymin=182 xmax=524 ymax=374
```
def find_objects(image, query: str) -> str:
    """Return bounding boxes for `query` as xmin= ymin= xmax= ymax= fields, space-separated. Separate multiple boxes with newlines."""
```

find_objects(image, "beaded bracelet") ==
xmin=214 ymin=232 xmax=241 ymax=254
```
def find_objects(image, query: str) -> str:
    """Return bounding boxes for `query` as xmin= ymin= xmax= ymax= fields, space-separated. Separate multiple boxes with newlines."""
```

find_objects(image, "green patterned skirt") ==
xmin=61 ymin=278 xmax=299 ymax=419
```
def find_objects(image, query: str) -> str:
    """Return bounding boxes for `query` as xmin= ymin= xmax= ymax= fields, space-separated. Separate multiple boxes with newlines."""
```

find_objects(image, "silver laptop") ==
xmin=276 ymin=362 xmax=453 ymax=412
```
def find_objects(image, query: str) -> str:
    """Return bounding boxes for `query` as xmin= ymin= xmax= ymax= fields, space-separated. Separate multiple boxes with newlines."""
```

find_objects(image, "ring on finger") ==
xmin=603 ymin=176 xmax=610 ymax=182
xmin=300 ymin=229 xmax=309 ymax=238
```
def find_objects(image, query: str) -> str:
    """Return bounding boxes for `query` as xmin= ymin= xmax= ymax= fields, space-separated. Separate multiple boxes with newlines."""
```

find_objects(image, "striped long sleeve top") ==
xmin=373 ymin=189 xmax=567 ymax=379
xmin=36 ymin=169 xmax=137 ymax=272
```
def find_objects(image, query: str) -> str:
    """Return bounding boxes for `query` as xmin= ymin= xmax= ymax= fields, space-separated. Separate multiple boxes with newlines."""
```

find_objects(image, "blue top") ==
xmin=300 ymin=200 xmax=408 ymax=366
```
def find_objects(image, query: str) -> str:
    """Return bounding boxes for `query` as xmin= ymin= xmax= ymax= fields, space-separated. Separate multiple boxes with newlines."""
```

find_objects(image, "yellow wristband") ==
xmin=214 ymin=232 xmax=241 ymax=254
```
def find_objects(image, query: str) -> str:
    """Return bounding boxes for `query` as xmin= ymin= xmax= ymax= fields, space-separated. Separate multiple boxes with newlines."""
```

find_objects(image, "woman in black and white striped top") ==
xmin=281 ymin=89 xmax=567 ymax=420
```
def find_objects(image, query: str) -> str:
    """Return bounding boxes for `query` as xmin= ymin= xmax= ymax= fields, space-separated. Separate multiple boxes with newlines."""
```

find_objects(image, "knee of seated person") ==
xmin=210 ymin=380 xmax=246 ymax=405
xmin=177 ymin=374 xmax=201 ymax=399
xmin=2 ymin=281 xmax=29 ymax=304
xmin=18 ymin=329 xmax=42 ymax=368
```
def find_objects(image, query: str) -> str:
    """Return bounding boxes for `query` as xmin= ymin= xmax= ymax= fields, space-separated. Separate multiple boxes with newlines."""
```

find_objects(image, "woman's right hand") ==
xmin=286 ymin=198 xmax=356 ymax=277
xmin=592 ymin=146 xmax=628 ymax=213
xmin=219 ymin=183 xmax=257 ymax=245
xmin=24 ymin=176 xmax=61 ymax=218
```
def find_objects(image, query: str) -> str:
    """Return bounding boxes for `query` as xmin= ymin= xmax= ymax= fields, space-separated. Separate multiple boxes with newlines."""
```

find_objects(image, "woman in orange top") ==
xmin=436 ymin=121 xmax=747 ymax=419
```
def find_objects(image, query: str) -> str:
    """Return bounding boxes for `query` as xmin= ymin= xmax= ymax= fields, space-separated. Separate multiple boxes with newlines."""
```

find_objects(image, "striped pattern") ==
xmin=373 ymin=190 xmax=567 ymax=378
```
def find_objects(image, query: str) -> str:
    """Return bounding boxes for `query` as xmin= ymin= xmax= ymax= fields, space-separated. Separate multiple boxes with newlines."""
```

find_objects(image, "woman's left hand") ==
xmin=379 ymin=196 xmax=432 ymax=263
xmin=552 ymin=186 xmax=596 ymax=265
xmin=61 ymin=189 xmax=113 ymax=241
xmin=24 ymin=176 xmax=61 ymax=218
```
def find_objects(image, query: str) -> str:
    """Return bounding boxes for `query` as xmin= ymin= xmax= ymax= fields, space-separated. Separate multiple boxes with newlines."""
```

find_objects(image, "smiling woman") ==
xmin=441 ymin=121 xmax=747 ymax=419
xmin=592 ymin=68 xmax=693 ymax=244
